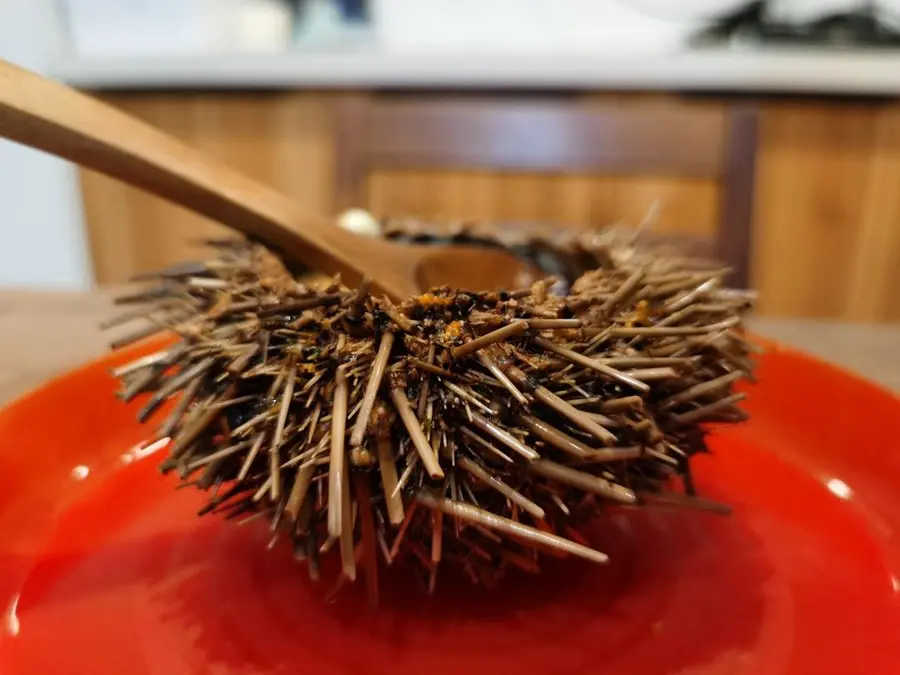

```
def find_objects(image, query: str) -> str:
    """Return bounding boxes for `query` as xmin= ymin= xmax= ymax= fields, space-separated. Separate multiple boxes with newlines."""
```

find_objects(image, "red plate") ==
xmin=0 ymin=340 xmax=898 ymax=674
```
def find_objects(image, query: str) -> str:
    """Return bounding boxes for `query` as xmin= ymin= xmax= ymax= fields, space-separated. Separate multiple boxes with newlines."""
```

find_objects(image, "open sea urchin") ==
xmin=108 ymin=230 xmax=756 ymax=604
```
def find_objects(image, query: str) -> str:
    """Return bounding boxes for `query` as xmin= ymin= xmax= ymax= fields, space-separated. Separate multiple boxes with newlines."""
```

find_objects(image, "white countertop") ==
xmin=52 ymin=47 xmax=900 ymax=94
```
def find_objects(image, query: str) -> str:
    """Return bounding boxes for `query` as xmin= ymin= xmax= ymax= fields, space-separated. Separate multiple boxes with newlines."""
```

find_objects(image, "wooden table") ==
xmin=0 ymin=289 xmax=897 ymax=407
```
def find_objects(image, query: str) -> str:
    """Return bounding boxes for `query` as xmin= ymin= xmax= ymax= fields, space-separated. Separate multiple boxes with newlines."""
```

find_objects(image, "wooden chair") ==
xmin=334 ymin=95 xmax=758 ymax=287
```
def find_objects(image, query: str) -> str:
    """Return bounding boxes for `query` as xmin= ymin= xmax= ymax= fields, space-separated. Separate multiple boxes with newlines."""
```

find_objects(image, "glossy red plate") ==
xmin=0 ymin=340 xmax=898 ymax=675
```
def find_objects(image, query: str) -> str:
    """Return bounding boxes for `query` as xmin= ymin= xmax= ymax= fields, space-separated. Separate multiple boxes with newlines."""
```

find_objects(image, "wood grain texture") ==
xmin=341 ymin=94 xmax=754 ymax=285
xmin=367 ymin=170 xmax=719 ymax=236
xmin=356 ymin=93 xmax=727 ymax=231
xmin=845 ymin=104 xmax=900 ymax=322
xmin=354 ymin=96 xmax=725 ymax=176
xmin=753 ymin=100 xmax=900 ymax=320
xmin=341 ymin=93 xmax=729 ymax=226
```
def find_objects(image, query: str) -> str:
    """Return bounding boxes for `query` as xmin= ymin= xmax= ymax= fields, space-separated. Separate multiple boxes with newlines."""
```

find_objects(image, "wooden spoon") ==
xmin=0 ymin=60 xmax=532 ymax=299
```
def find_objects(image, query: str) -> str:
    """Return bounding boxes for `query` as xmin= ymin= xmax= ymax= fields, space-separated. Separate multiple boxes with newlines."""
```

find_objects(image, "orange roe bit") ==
xmin=443 ymin=321 xmax=464 ymax=340
xmin=624 ymin=300 xmax=650 ymax=328
xmin=633 ymin=299 xmax=651 ymax=326
xmin=416 ymin=292 xmax=453 ymax=308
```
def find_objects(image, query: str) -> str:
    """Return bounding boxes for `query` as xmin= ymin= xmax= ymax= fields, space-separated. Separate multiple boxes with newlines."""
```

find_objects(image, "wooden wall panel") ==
xmin=753 ymin=101 xmax=900 ymax=320
xmin=364 ymin=93 xmax=722 ymax=235
xmin=752 ymin=102 xmax=875 ymax=318
xmin=367 ymin=170 xmax=718 ymax=236
xmin=80 ymin=92 xmax=334 ymax=283
xmin=845 ymin=106 xmax=900 ymax=322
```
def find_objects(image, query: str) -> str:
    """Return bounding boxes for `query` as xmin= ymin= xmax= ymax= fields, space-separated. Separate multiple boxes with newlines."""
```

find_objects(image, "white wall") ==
xmin=0 ymin=0 xmax=93 ymax=289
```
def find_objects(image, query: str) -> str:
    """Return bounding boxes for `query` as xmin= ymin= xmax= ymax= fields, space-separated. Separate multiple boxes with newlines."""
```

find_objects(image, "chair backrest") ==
xmin=335 ymin=94 xmax=758 ymax=287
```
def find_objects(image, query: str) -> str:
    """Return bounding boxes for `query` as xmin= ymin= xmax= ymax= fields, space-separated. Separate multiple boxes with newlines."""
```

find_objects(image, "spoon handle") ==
xmin=0 ymin=59 xmax=379 ymax=288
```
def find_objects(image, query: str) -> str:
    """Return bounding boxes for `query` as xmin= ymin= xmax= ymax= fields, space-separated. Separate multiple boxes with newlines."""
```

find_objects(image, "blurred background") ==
xmin=3 ymin=0 xmax=900 ymax=322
